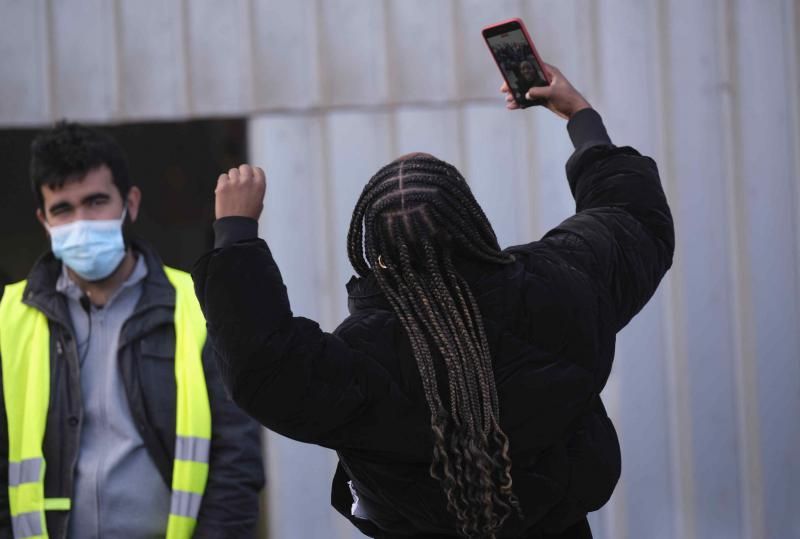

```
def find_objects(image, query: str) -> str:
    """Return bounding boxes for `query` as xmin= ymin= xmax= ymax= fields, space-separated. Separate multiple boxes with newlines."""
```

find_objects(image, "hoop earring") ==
xmin=377 ymin=254 xmax=388 ymax=269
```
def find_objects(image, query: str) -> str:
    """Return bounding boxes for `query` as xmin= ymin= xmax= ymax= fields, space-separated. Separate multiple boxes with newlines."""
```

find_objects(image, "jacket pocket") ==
xmin=135 ymin=328 xmax=177 ymax=423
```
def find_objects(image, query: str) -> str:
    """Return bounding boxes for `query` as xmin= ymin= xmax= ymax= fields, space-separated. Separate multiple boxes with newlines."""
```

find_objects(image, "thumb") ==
xmin=525 ymin=85 xmax=550 ymax=101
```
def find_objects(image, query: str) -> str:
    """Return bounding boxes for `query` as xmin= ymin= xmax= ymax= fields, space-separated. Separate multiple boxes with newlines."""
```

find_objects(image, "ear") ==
xmin=126 ymin=186 xmax=142 ymax=223
xmin=36 ymin=208 xmax=50 ymax=238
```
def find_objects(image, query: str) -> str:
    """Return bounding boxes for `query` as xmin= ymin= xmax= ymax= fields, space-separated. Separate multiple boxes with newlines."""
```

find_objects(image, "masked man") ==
xmin=0 ymin=122 xmax=265 ymax=539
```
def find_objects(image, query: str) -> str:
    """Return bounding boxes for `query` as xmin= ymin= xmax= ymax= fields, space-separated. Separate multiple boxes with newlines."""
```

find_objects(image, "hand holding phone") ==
xmin=483 ymin=18 xmax=592 ymax=118
xmin=482 ymin=18 xmax=550 ymax=109
xmin=501 ymin=64 xmax=591 ymax=120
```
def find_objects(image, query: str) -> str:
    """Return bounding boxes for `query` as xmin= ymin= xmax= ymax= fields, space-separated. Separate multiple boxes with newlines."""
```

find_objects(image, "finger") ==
xmin=238 ymin=163 xmax=253 ymax=181
xmin=543 ymin=63 xmax=561 ymax=85
xmin=228 ymin=167 xmax=240 ymax=182
xmin=254 ymin=166 xmax=266 ymax=186
xmin=526 ymin=85 xmax=550 ymax=101
xmin=544 ymin=63 xmax=561 ymax=77
xmin=500 ymin=82 xmax=510 ymax=93
xmin=215 ymin=173 xmax=229 ymax=192
xmin=504 ymin=91 xmax=519 ymax=108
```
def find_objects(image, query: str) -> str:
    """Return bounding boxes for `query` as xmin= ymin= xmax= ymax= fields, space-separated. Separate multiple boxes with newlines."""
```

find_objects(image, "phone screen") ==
xmin=485 ymin=27 xmax=548 ymax=105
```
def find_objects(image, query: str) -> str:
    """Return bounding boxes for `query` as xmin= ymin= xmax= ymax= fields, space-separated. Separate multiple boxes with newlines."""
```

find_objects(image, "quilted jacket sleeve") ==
xmin=191 ymin=232 xmax=413 ymax=451
xmin=193 ymin=340 xmax=265 ymax=538
xmin=511 ymin=109 xmax=674 ymax=331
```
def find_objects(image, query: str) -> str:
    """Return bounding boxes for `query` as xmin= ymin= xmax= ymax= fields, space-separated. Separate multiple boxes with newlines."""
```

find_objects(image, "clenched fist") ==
xmin=215 ymin=164 xmax=266 ymax=220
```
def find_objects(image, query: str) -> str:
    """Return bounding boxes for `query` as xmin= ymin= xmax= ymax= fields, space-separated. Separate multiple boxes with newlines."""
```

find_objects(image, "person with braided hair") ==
xmin=191 ymin=63 xmax=674 ymax=538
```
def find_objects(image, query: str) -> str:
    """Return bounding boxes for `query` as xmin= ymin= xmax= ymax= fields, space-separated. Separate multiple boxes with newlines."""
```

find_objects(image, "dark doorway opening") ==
xmin=0 ymin=118 xmax=247 ymax=285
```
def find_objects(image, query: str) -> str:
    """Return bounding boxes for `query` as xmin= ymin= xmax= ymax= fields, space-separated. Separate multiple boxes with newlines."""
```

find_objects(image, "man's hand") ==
xmin=215 ymin=164 xmax=266 ymax=220
xmin=501 ymin=63 xmax=591 ymax=120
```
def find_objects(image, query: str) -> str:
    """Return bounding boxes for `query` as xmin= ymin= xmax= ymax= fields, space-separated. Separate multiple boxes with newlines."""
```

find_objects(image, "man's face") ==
xmin=36 ymin=164 xmax=140 ymax=229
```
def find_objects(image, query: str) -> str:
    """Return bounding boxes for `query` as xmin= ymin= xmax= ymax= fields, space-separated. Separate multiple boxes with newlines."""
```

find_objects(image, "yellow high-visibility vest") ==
xmin=0 ymin=266 xmax=211 ymax=539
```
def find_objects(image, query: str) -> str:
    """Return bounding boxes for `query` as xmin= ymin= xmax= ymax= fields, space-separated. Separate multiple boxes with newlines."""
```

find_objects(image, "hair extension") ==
xmin=347 ymin=154 xmax=522 ymax=538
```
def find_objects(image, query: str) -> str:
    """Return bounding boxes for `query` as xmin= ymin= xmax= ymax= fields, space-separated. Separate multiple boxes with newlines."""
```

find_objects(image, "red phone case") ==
xmin=482 ymin=18 xmax=551 ymax=108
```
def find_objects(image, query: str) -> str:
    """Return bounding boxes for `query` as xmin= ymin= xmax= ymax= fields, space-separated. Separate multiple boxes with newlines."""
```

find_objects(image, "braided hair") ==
xmin=347 ymin=153 xmax=523 ymax=538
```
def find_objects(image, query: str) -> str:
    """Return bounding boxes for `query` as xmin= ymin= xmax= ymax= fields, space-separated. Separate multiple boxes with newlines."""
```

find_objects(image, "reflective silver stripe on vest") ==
xmin=175 ymin=436 xmax=210 ymax=463
xmin=8 ymin=458 xmax=43 ymax=487
xmin=11 ymin=511 xmax=43 ymax=538
xmin=169 ymin=490 xmax=203 ymax=518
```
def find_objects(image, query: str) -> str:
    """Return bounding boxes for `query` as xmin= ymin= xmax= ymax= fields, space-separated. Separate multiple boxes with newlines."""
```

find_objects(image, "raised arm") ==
xmin=505 ymin=65 xmax=675 ymax=331
xmin=191 ymin=166 xmax=413 ymax=451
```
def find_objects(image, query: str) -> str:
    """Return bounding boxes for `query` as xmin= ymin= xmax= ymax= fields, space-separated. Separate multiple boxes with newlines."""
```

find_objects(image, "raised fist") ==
xmin=215 ymin=164 xmax=266 ymax=220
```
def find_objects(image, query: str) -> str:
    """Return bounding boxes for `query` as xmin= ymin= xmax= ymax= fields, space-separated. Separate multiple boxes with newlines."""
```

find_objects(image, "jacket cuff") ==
xmin=213 ymin=217 xmax=259 ymax=249
xmin=567 ymin=108 xmax=612 ymax=149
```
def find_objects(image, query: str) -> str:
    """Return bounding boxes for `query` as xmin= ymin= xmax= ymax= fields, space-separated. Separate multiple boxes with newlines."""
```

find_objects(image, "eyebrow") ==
xmin=47 ymin=192 xmax=111 ymax=214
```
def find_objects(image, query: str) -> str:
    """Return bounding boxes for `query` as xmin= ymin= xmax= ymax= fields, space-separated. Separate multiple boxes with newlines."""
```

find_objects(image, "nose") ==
xmin=73 ymin=207 xmax=92 ymax=221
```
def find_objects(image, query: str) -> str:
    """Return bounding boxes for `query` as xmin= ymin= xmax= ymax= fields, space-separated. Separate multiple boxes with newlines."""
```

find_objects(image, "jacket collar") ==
xmin=22 ymin=250 xmax=69 ymax=325
xmin=345 ymin=272 xmax=391 ymax=314
xmin=344 ymin=255 xmax=508 ymax=315
xmin=23 ymin=238 xmax=177 ymax=340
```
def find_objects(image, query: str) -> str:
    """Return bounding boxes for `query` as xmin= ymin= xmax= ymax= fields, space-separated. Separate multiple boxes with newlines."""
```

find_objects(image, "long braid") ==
xmin=431 ymin=241 xmax=516 ymax=531
xmin=378 ymin=216 xmax=481 ymax=525
xmin=391 ymin=241 xmax=486 ymax=534
xmin=420 ymin=240 xmax=484 ymax=429
xmin=442 ymin=249 xmax=522 ymax=517
xmin=373 ymin=247 xmax=465 ymax=521
xmin=441 ymin=249 xmax=499 ymax=424
xmin=348 ymin=154 xmax=522 ymax=538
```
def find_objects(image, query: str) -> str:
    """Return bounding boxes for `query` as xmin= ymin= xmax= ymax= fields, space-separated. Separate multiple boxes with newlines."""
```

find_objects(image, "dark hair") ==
xmin=30 ymin=121 xmax=131 ymax=209
xmin=348 ymin=154 xmax=522 ymax=538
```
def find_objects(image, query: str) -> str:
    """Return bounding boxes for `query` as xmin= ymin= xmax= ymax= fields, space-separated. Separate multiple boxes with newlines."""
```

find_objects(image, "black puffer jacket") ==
xmin=192 ymin=109 xmax=674 ymax=538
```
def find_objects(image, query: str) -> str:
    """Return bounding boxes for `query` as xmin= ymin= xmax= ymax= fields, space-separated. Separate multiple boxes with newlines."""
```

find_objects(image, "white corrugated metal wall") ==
xmin=2 ymin=1 xmax=799 ymax=538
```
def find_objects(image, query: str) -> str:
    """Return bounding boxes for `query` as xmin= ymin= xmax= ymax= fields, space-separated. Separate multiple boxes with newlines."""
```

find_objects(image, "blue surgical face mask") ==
xmin=48 ymin=208 xmax=127 ymax=282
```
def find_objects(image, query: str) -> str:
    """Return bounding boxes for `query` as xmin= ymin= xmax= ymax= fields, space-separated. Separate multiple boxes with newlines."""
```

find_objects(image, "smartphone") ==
xmin=482 ymin=18 xmax=551 ymax=108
